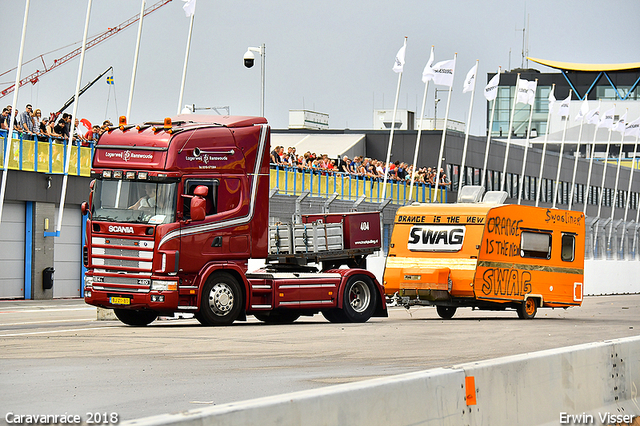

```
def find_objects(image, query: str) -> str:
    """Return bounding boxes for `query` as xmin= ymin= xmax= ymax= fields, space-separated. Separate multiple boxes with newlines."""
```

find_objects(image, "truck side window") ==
xmin=561 ymin=234 xmax=575 ymax=262
xmin=520 ymin=231 xmax=551 ymax=259
xmin=183 ymin=179 xmax=218 ymax=218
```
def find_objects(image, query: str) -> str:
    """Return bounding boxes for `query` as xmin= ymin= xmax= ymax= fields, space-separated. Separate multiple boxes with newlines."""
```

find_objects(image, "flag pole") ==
xmin=608 ymin=109 xmax=628 ymax=245
xmin=517 ymin=78 xmax=537 ymax=205
xmin=552 ymin=90 xmax=572 ymax=208
xmin=535 ymin=83 xmax=555 ymax=207
xmin=432 ymin=52 xmax=457 ymax=202
xmin=0 ymin=0 xmax=30 ymax=226
xmin=500 ymin=73 xmax=520 ymax=191
xmin=593 ymin=124 xmax=614 ymax=246
xmin=177 ymin=7 xmax=195 ymax=114
xmin=408 ymin=46 xmax=432 ymax=202
xmin=568 ymin=104 xmax=588 ymax=210
xmin=481 ymin=67 xmax=501 ymax=189
xmin=56 ymin=0 xmax=93 ymax=235
xmin=126 ymin=0 xmax=146 ymax=121
xmin=459 ymin=59 xmax=478 ymax=194
xmin=382 ymin=37 xmax=406 ymax=200
xmin=621 ymin=128 xmax=639 ymax=255
xmin=583 ymin=100 xmax=602 ymax=215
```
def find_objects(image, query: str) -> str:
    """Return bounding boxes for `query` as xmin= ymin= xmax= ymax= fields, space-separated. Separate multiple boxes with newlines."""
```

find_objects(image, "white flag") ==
xmin=421 ymin=47 xmax=435 ymax=83
xmin=393 ymin=43 xmax=406 ymax=74
xmin=526 ymin=80 xmax=537 ymax=105
xmin=598 ymin=107 xmax=616 ymax=129
xmin=575 ymin=99 xmax=590 ymax=121
xmin=432 ymin=58 xmax=456 ymax=87
xmin=625 ymin=116 xmax=640 ymax=138
xmin=548 ymin=86 xmax=556 ymax=112
xmin=182 ymin=0 xmax=196 ymax=17
xmin=516 ymin=78 xmax=530 ymax=104
xmin=484 ymin=72 xmax=500 ymax=101
xmin=558 ymin=93 xmax=571 ymax=117
xmin=612 ymin=111 xmax=627 ymax=134
xmin=462 ymin=63 xmax=477 ymax=93
xmin=585 ymin=106 xmax=600 ymax=125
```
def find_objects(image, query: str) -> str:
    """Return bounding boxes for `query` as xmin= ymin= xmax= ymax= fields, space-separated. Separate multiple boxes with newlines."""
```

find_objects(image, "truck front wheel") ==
xmin=114 ymin=309 xmax=158 ymax=326
xmin=341 ymin=275 xmax=376 ymax=323
xmin=196 ymin=272 xmax=243 ymax=326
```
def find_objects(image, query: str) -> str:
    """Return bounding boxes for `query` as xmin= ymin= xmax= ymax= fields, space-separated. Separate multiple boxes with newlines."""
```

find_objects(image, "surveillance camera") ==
xmin=243 ymin=50 xmax=255 ymax=68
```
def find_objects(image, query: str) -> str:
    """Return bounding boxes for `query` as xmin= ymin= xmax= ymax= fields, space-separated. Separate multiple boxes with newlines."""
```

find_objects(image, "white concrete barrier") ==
xmin=584 ymin=260 xmax=640 ymax=295
xmin=123 ymin=336 xmax=640 ymax=426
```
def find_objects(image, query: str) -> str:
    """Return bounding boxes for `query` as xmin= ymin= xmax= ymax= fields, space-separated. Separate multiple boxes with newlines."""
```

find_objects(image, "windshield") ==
xmin=92 ymin=179 xmax=177 ymax=224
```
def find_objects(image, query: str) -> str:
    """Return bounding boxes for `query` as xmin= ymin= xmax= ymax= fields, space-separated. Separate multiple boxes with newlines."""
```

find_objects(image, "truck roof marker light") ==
xmin=102 ymin=170 xmax=112 ymax=178
xmin=164 ymin=117 xmax=173 ymax=133
xmin=119 ymin=116 xmax=127 ymax=130
xmin=138 ymin=171 xmax=148 ymax=180
xmin=125 ymin=171 xmax=136 ymax=180
xmin=113 ymin=171 xmax=123 ymax=179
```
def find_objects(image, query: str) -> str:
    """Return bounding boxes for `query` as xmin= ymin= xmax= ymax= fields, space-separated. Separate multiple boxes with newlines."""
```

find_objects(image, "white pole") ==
xmin=126 ymin=0 xmax=146 ymax=121
xmin=621 ymin=132 xmax=639 ymax=255
xmin=608 ymin=110 xmax=628 ymax=244
xmin=177 ymin=11 xmax=195 ymax=115
xmin=535 ymin=83 xmax=555 ymax=207
xmin=568 ymin=107 xmax=587 ymax=210
xmin=459 ymin=59 xmax=479 ymax=194
xmin=500 ymin=73 xmax=520 ymax=191
xmin=480 ymin=67 xmax=501 ymax=189
xmin=517 ymin=78 xmax=537 ymax=205
xmin=260 ymin=43 xmax=265 ymax=117
xmin=552 ymin=90 xmax=572 ymax=208
xmin=0 ymin=0 xmax=30 ymax=225
xmin=381 ymin=37 xmax=406 ymax=200
xmin=56 ymin=0 xmax=93 ymax=234
xmin=593 ymin=126 xmax=614 ymax=245
xmin=583 ymin=101 xmax=602 ymax=215
xmin=408 ymin=64 xmax=431 ymax=201
xmin=432 ymin=53 xmax=457 ymax=202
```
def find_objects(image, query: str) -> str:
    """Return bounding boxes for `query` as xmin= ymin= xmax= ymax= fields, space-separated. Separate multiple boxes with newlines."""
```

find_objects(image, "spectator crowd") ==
xmin=270 ymin=145 xmax=451 ymax=187
xmin=0 ymin=103 xmax=113 ymax=147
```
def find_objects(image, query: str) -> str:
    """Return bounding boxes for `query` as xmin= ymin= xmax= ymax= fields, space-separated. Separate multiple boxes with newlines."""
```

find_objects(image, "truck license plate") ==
xmin=110 ymin=297 xmax=130 ymax=305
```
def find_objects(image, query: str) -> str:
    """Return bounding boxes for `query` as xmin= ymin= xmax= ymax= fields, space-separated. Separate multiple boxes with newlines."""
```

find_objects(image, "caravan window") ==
xmin=520 ymin=231 xmax=551 ymax=259
xmin=561 ymin=234 xmax=575 ymax=262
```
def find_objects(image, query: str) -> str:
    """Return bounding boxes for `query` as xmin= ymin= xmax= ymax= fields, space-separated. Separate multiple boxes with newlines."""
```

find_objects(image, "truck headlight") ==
xmin=151 ymin=280 xmax=177 ymax=291
xmin=84 ymin=276 xmax=94 ymax=287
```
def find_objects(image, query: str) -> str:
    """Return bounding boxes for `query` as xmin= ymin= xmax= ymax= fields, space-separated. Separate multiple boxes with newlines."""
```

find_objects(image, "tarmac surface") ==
xmin=1 ymin=295 xmax=640 ymax=423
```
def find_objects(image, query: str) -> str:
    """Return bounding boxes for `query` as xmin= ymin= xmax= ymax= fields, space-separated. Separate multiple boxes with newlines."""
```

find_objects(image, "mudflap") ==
xmin=399 ymin=267 xmax=451 ymax=302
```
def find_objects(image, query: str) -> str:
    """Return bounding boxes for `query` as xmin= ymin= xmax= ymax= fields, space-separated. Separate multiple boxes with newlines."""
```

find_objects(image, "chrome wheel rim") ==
xmin=208 ymin=283 xmax=234 ymax=316
xmin=349 ymin=280 xmax=371 ymax=313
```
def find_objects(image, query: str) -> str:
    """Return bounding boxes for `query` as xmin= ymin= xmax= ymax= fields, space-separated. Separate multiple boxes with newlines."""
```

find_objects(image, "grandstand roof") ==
xmin=527 ymin=57 xmax=640 ymax=72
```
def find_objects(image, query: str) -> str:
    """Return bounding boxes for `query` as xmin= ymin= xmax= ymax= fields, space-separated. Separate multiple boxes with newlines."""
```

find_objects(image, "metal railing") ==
xmin=269 ymin=165 xmax=447 ymax=205
xmin=0 ymin=132 xmax=93 ymax=176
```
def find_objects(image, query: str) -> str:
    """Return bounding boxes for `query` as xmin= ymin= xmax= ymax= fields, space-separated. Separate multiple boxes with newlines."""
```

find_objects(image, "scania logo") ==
xmin=109 ymin=225 xmax=134 ymax=234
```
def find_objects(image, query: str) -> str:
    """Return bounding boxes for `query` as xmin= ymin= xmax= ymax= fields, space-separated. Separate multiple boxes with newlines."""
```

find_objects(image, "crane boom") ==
xmin=0 ymin=0 xmax=173 ymax=99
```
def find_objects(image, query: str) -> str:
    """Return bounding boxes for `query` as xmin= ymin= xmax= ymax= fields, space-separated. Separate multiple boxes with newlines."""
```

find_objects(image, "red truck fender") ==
xmin=329 ymin=268 xmax=388 ymax=317
xmin=193 ymin=262 xmax=251 ymax=315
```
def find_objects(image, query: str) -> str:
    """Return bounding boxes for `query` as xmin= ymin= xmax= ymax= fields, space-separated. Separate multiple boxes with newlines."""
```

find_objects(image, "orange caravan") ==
xmin=383 ymin=188 xmax=585 ymax=319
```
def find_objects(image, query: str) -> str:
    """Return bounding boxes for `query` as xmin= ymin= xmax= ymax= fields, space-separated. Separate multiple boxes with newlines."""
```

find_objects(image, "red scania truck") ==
xmin=82 ymin=115 xmax=387 ymax=326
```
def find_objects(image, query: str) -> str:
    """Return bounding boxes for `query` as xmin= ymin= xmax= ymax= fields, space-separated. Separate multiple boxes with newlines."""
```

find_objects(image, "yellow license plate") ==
xmin=110 ymin=297 xmax=130 ymax=305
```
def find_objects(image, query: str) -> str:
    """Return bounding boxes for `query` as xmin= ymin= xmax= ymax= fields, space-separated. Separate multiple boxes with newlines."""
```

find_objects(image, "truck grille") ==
xmin=91 ymin=236 xmax=154 ymax=272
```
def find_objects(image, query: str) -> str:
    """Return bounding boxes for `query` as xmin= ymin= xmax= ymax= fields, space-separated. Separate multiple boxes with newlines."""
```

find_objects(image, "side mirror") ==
xmin=81 ymin=201 xmax=90 ymax=216
xmin=190 ymin=197 xmax=206 ymax=221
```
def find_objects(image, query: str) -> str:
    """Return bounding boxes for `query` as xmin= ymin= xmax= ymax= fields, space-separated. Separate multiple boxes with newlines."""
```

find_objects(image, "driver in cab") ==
xmin=129 ymin=184 xmax=156 ymax=210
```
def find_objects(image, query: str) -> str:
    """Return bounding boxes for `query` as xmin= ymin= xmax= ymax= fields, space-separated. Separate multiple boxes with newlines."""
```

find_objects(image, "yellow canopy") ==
xmin=527 ymin=57 xmax=640 ymax=72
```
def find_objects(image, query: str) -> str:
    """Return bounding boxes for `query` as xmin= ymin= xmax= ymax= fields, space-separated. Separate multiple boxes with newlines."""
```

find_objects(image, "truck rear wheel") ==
xmin=113 ymin=309 xmax=158 ymax=326
xmin=196 ymin=272 xmax=242 ymax=326
xmin=518 ymin=298 xmax=538 ymax=319
xmin=254 ymin=311 xmax=301 ymax=324
xmin=321 ymin=309 xmax=348 ymax=323
xmin=436 ymin=305 xmax=457 ymax=319
xmin=341 ymin=275 xmax=376 ymax=323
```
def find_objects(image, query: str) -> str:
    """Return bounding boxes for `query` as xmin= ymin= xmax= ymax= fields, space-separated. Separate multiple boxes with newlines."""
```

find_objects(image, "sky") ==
xmin=1 ymin=0 xmax=639 ymax=135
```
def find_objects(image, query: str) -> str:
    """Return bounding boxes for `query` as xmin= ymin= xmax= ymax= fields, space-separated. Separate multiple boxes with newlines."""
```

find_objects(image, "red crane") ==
xmin=0 ymin=0 xmax=173 ymax=99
